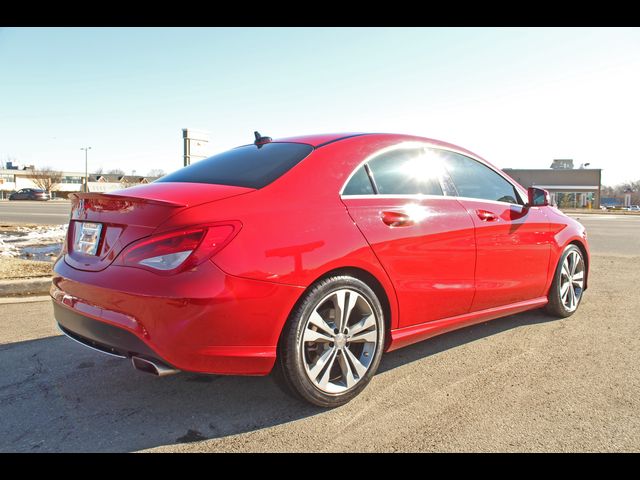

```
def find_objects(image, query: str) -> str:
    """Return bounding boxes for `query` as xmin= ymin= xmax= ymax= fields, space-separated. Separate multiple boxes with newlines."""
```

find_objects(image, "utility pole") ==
xmin=80 ymin=147 xmax=92 ymax=192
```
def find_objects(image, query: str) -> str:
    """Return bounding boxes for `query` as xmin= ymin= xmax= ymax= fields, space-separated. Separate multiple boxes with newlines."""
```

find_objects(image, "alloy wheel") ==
xmin=301 ymin=288 xmax=378 ymax=394
xmin=560 ymin=249 xmax=584 ymax=312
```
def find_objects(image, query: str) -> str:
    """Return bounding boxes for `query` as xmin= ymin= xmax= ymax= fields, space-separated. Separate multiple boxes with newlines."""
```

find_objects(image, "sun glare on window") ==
xmin=397 ymin=149 xmax=445 ymax=183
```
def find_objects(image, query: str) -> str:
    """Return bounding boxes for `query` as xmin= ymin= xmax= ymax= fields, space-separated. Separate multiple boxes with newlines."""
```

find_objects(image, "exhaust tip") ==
xmin=131 ymin=356 xmax=180 ymax=377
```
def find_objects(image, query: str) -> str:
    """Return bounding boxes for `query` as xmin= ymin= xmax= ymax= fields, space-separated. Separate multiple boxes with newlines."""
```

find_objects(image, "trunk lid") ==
xmin=64 ymin=182 xmax=254 ymax=271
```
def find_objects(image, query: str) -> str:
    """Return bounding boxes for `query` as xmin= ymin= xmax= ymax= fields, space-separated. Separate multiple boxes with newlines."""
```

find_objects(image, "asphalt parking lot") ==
xmin=0 ymin=214 xmax=639 ymax=452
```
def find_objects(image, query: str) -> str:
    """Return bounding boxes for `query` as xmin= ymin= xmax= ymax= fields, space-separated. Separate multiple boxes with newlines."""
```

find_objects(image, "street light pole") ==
xmin=80 ymin=147 xmax=92 ymax=192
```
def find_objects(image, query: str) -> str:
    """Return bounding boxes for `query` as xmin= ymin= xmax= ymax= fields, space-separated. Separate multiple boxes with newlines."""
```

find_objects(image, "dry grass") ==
xmin=0 ymin=257 xmax=53 ymax=280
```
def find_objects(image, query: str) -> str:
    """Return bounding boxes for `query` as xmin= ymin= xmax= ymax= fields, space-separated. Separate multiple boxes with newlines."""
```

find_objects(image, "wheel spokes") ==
xmin=559 ymin=250 xmax=585 ymax=312
xmin=344 ymin=347 xmax=368 ymax=378
xmin=304 ymin=328 xmax=333 ymax=343
xmin=317 ymin=349 xmax=339 ymax=390
xmin=350 ymin=330 xmax=378 ymax=343
xmin=302 ymin=288 xmax=378 ymax=394
xmin=333 ymin=290 xmax=359 ymax=333
xmin=349 ymin=313 xmax=376 ymax=336
xmin=308 ymin=311 xmax=334 ymax=337
xmin=337 ymin=353 xmax=356 ymax=388
xmin=568 ymin=283 xmax=575 ymax=310
xmin=570 ymin=252 xmax=580 ymax=275
xmin=308 ymin=346 xmax=337 ymax=381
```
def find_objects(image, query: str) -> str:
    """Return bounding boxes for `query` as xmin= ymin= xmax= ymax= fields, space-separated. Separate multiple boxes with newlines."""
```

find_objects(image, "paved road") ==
xmin=0 ymin=212 xmax=639 ymax=452
xmin=0 ymin=200 xmax=71 ymax=225
xmin=567 ymin=214 xmax=640 ymax=257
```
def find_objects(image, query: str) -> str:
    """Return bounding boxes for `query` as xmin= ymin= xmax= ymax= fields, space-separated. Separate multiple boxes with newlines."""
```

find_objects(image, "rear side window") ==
xmin=157 ymin=143 xmax=314 ymax=189
xmin=442 ymin=151 xmax=521 ymax=204
xmin=343 ymin=166 xmax=375 ymax=195
xmin=367 ymin=148 xmax=443 ymax=196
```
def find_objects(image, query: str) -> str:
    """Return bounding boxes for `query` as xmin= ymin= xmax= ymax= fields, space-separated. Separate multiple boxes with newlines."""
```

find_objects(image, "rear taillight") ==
xmin=118 ymin=222 xmax=240 ymax=274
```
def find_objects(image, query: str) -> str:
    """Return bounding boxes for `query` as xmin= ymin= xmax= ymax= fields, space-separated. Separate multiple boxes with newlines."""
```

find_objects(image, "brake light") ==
xmin=119 ymin=222 xmax=240 ymax=274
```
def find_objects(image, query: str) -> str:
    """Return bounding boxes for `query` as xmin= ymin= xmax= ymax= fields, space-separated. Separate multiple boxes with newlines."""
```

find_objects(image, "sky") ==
xmin=1 ymin=27 xmax=639 ymax=186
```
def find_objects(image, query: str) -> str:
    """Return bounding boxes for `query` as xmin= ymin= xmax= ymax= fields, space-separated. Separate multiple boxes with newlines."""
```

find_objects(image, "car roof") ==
xmin=273 ymin=132 xmax=488 ymax=163
xmin=273 ymin=133 xmax=370 ymax=147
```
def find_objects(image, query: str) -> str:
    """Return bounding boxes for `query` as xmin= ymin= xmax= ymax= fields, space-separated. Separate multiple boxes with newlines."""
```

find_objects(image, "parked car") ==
xmin=9 ymin=188 xmax=50 ymax=201
xmin=626 ymin=205 xmax=640 ymax=211
xmin=51 ymin=132 xmax=590 ymax=407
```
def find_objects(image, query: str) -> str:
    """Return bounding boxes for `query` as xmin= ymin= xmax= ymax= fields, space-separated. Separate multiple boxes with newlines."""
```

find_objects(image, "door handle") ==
xmin=476 ymin=209 xmax=498 ymax=222
xmin=381 ymin=211 xmax=414 ymax=227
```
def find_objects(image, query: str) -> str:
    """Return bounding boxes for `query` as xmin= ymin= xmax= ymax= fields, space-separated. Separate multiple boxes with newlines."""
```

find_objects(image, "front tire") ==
xmin=545 ymin=244 xmax=586 ymax=318
xmin=275 ymin=275 xmax=385 ymax=408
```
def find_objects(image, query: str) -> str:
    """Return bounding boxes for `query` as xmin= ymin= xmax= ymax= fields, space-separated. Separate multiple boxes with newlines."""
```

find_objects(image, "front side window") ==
xmin=366 ymin=147 xmax=443 ymax=196
xmin=442 ymin=151 xmax=521 ymax=204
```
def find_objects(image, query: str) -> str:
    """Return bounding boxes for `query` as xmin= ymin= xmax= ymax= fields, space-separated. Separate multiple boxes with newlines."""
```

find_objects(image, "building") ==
xmin=503 ymin=167 xmax=602 ymax=209
xmin=0 ymin=169 xmax=159 ymax=199
xmin=550 ymin=159 xmax=575 ymax=170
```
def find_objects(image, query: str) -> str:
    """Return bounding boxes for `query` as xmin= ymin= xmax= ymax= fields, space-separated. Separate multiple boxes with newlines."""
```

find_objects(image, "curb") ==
xmin=0 ymin=295 xmax=51 ymax=304
xmin=0 ymin=277 xmax=51 ymax=297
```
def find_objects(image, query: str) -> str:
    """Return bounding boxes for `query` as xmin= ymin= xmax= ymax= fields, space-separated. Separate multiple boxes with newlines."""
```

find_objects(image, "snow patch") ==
xmin=0 ymin=225 xmax=68 ymax=258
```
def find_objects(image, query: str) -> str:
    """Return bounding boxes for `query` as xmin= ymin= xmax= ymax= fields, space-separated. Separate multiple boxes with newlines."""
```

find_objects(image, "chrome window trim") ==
xmin=340 ymin=193 xmax=450 ymax=200
xmin=339 ymin=193 xmax=524 ymax=208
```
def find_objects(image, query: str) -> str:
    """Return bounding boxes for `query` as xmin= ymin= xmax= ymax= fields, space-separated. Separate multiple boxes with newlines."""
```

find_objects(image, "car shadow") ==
xmin=0 ymin=308 xmax=557 ymax=452
xmin=379 ymin=308 xmax=558 ymax=374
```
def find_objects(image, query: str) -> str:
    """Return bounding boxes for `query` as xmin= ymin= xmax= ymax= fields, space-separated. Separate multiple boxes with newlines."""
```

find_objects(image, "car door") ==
xmin=440 ymin=149 xmax=551 ymax=312
xmin=340 ymin=145 xmax=476 ymax=328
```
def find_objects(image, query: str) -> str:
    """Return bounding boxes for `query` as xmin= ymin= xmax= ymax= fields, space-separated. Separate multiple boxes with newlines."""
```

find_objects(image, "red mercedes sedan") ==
xmin=52 ymin=132 xmax=590 ymax=407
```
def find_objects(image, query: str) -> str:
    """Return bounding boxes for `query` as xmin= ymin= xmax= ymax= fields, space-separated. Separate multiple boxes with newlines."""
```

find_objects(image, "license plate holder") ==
xmin=74 ymin=222 xmax=103 ymax=256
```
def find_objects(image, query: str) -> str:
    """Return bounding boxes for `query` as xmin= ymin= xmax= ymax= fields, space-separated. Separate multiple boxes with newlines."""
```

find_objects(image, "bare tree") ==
xmin=107 ymin=168 xmax=126 ymax=176
xmin=602 ymin=179 xmax=640 ymax=204
xmin=26 ymin=167 xmax=63 ymax=194
xmin=147 ymin=168 xmax=165 ymax=178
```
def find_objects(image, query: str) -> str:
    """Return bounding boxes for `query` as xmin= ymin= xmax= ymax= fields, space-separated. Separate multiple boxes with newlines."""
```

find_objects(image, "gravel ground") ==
xmin=1 ymin=254 xmax=638 ymax=452
xmin=143 ymin=255 xmax=640 ymax=453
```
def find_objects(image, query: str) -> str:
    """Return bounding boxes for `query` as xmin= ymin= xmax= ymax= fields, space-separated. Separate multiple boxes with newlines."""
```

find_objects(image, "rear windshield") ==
xmin=156 ymin=142 xmax=313 ymax=189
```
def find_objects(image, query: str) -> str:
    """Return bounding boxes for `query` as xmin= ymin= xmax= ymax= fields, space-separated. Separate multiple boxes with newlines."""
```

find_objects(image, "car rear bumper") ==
xmin=51 ymin=257 xmax=304 ymax=375
xmin=54 ymin=300 xmax=161 ymax=359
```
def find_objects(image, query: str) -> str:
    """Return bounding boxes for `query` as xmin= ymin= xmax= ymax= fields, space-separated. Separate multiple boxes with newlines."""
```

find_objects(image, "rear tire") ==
xmin=545 ymin=244 xmax=586 ymax=318
xmin=274 ymin=275 xmax=385 ymax=408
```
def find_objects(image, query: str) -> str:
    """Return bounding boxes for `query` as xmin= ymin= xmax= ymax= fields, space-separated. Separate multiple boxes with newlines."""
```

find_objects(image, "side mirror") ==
xmin=527 ymin=187 xmax=550 ymax=207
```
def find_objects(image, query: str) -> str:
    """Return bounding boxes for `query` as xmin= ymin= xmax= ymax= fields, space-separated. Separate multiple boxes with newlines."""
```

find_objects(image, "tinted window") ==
xmin=367 ymin=148 xmax=443 ymax=196
xmin=343 ymin=166 xmax=374 ymax=195
xmin=157 ymin=142 xmax=314 ymax=189
xmin=442 ymin=151 xmax=521 ymax=204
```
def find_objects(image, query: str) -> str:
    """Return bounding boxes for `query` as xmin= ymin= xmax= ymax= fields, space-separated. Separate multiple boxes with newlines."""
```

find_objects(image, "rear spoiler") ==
xmin=69 ymin=191 xmax=186 ymax=207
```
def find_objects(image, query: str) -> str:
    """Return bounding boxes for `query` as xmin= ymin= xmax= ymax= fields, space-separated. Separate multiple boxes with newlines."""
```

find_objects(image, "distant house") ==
xmin=120 ymin=175 xmax=151 ymax=185
xmin=89 ymin=174 xmax=157 ymax=192
xmin=0 ymin=167 xmax=163 ymax=198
